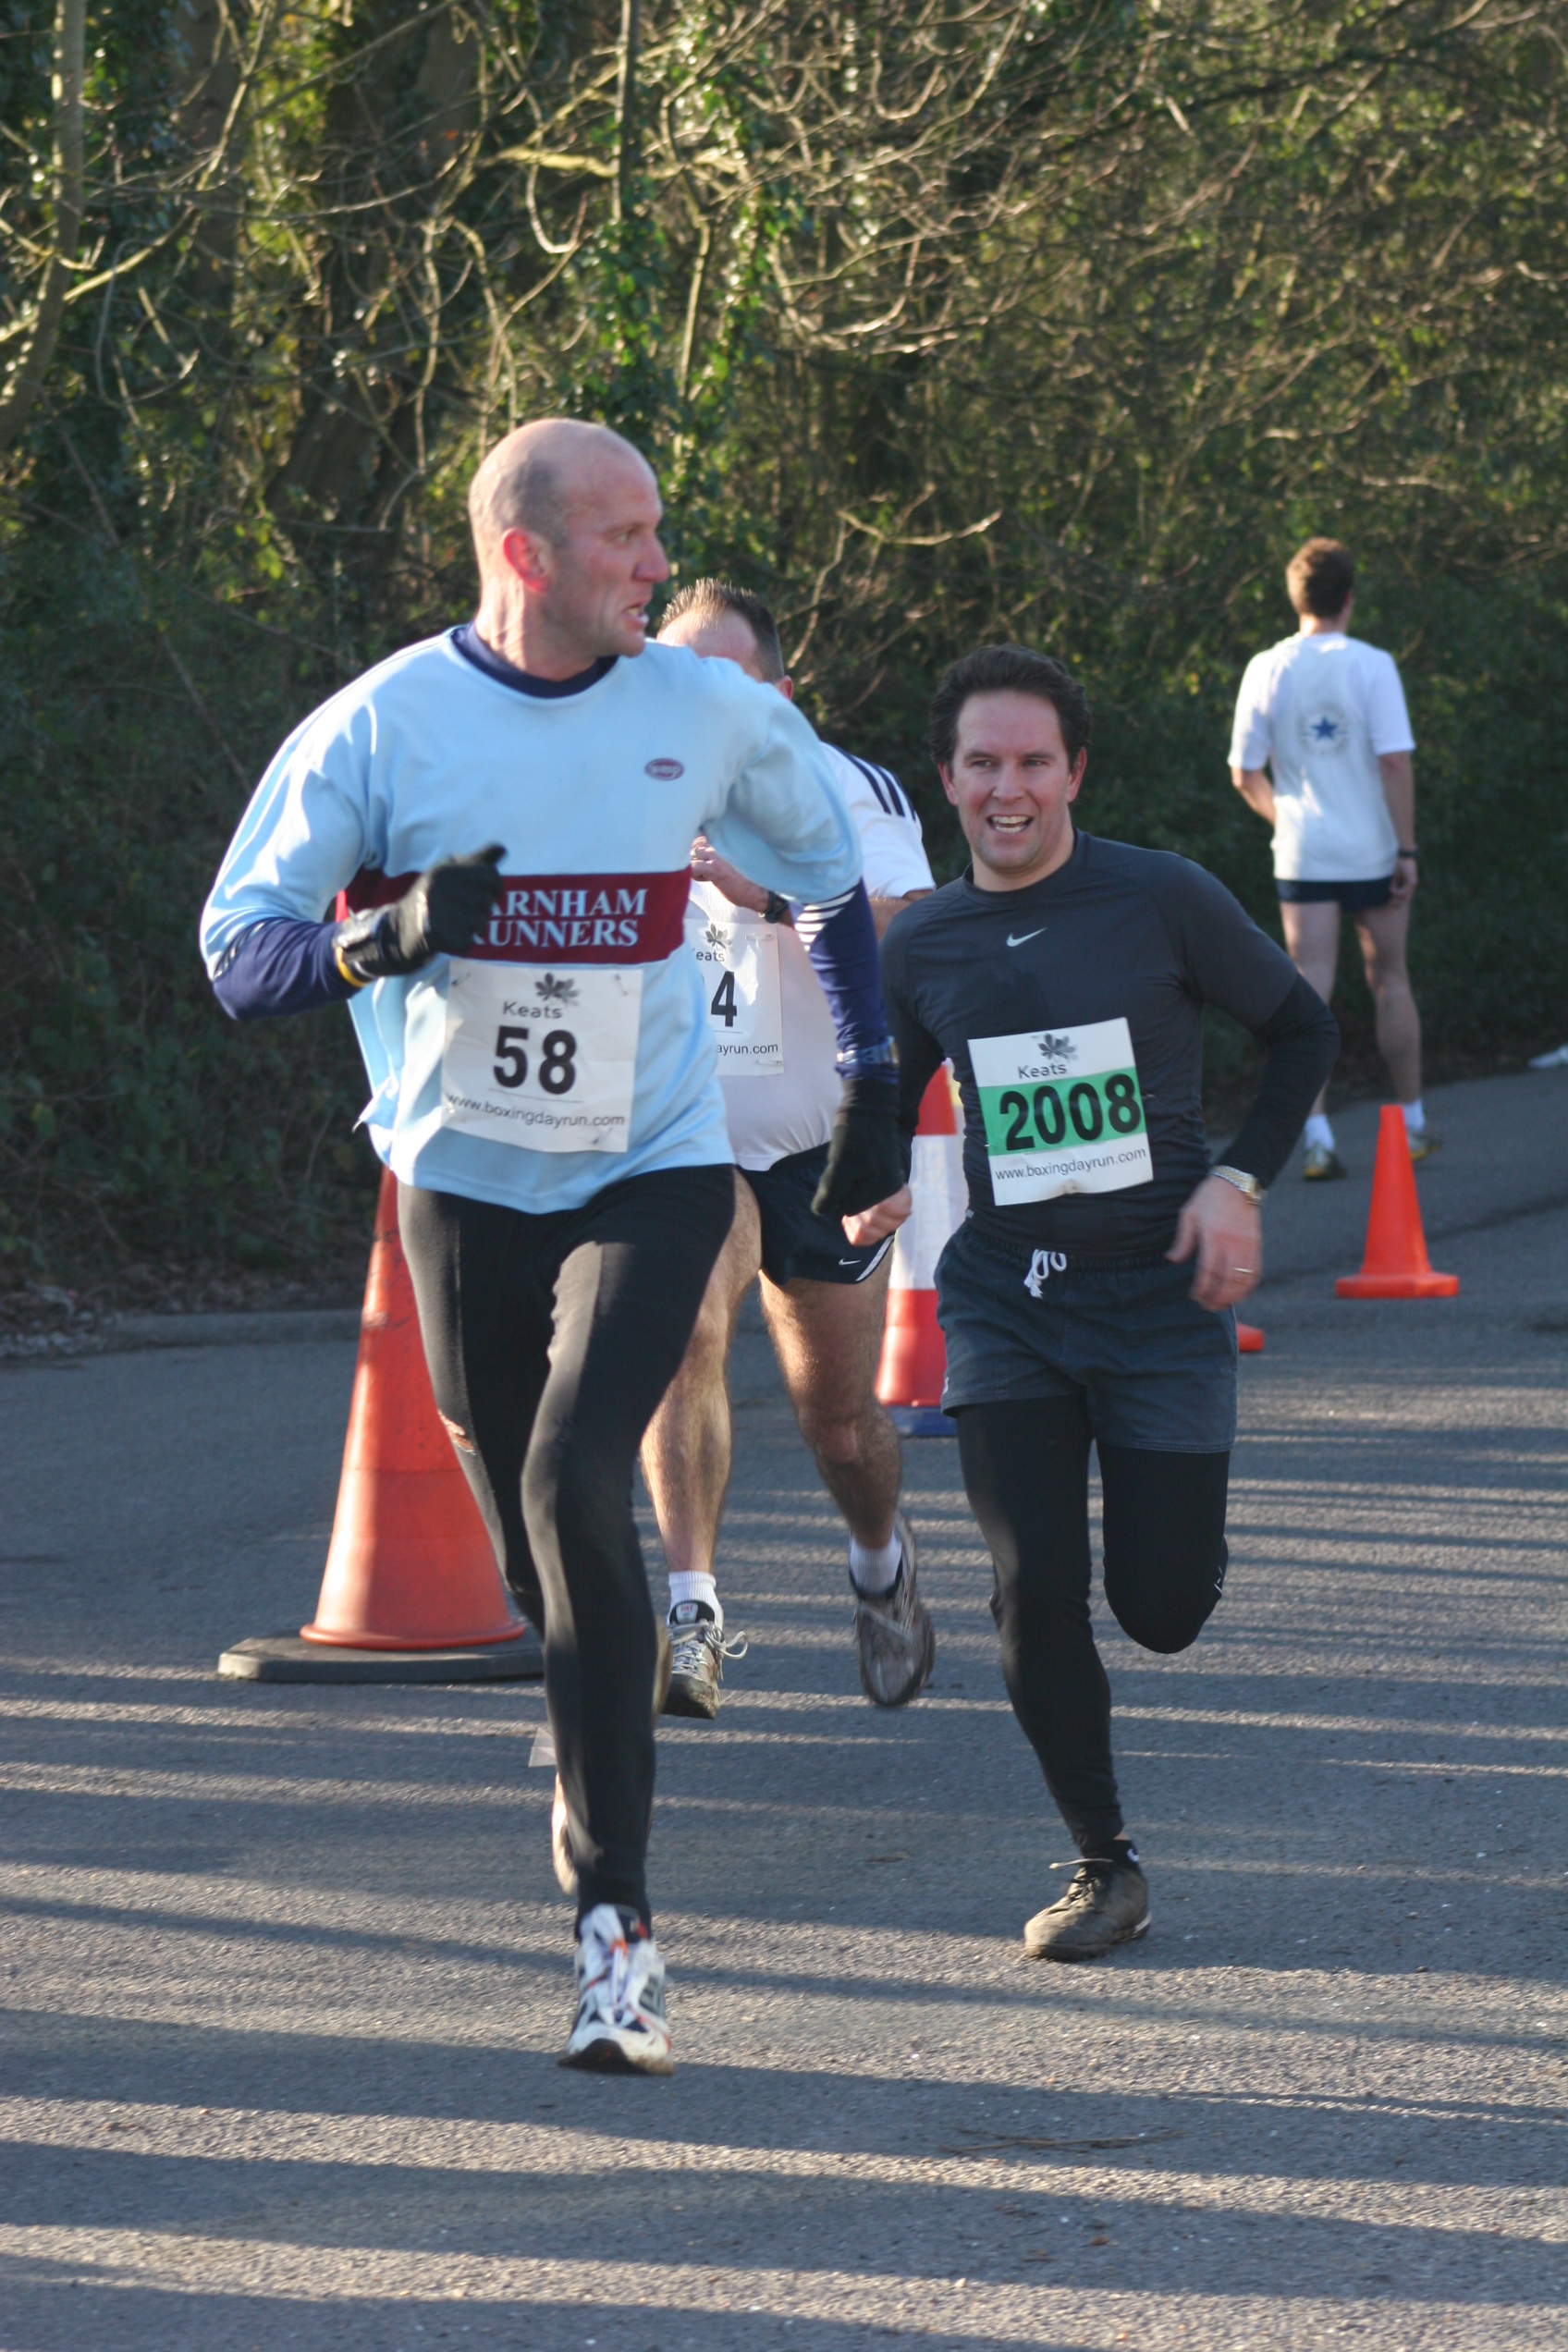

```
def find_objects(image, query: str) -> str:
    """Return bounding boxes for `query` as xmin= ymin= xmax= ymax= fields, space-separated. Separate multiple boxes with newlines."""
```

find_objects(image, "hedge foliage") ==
xmin=3 ymin=0 xmax=1567 ymax=1278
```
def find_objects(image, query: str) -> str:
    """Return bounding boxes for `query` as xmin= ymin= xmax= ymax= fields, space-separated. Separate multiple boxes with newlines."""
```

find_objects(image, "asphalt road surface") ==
xmin=3 ymin=1072 xmax=1567 ymax=2349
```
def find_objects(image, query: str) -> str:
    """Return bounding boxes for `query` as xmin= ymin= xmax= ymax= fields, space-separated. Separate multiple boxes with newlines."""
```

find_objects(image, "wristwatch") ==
xmin=1396 ymin=846 xmax=1419 ymax=860
xmin=763 ymin=890 xmax=790 ymax=925
xmin=1211 ymin=1164 xmax=1266 ymax=1207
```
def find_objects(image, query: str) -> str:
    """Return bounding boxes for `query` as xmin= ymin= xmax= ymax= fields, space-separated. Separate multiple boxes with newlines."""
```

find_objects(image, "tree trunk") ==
xmin=0 ymin=0 xmax=86 ymax=455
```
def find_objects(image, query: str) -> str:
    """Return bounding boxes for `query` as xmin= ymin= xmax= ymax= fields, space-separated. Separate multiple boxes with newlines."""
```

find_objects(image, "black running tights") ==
xmin=398 ymin=1167 xmax=735 ymax=1928
xmin=954 ymin=1397 xmax=1230 ymax=1855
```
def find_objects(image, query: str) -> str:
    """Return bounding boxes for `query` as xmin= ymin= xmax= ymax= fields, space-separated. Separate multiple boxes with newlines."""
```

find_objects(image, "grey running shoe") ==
xmin=1302 ymin=1142 xmax=1346 ymax=1182
xmin=558 ymin=1903 xmax=673 ymax=2076
xmin=851 ymin=1512 xmax=936 ymax=1709
xmin=552 ymin=1618 xmax=676 ymax=1899
xmin=1024 ymin=1855 xmax=1150 ymax=1962
xmin=663 ymin=1602 xmax=748 ymax=1721
xmin=1407 ymin=1126 xmax=1441 ymax=1164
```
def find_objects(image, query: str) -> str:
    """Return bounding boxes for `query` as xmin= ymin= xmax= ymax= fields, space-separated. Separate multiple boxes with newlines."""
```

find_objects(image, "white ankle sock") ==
xmin=668 ymin=1572 xmax=719 ymax=1626
xmin=1304 ymin=1113 xmax=1335 ymax=1151
xmin=849 ymin=1531 xmax=901 ymax=1595
xmin=1401 ymin=1097 xmax=1425 ymax=1133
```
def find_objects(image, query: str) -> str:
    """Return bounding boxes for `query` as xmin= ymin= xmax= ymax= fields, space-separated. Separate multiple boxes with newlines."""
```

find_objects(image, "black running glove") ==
xmin=333 ymin=845 xmax=506 ymax=984
xmin=812 ymin=1077 xmax=911 ymax=1220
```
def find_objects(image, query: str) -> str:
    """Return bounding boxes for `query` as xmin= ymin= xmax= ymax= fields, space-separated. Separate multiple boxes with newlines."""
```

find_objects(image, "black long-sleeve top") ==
xmin=880 ymin=830 xmax=1339 ymax=1256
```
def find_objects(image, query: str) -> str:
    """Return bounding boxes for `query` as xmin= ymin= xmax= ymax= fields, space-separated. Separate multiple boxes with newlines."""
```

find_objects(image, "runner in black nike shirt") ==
xmin=850 ymin=645 xmax=1338 ymax=1960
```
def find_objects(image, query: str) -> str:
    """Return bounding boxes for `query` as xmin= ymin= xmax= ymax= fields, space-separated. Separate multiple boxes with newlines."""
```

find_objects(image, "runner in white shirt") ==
xmin=199 ymin=426 xmax=907 ymax=2076
xmin=637 ymin=582 xmax=938 ymax=1719
xmin=1229 ymin=536 xmax=1432 ymax=1178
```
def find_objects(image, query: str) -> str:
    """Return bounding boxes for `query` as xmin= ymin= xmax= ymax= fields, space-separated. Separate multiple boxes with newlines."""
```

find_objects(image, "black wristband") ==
xmin=763 ymin=890 xmax=790 ymax=924
xmin=1396 ymin=847 xmax=1418 ymax=860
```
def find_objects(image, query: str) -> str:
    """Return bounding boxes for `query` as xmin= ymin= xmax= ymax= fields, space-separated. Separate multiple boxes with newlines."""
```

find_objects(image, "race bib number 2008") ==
xmin=969 ymin=1017 xmax=1151 ymax=1204
xmin=440 ymin=960 xmax=643 ymax=1154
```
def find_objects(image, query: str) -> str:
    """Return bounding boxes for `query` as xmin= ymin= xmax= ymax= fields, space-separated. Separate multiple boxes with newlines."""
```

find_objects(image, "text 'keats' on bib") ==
xmin=686 ymin=907 xmax=783 ymax=1072
xmin=440 ymin=961 xmax=643 ymax=1153
xmin=970 ymin=1016 xmax=1152 ymax=1203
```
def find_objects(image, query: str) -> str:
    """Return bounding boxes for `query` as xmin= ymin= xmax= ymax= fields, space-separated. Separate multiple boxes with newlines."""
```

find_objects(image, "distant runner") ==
xmin=638 ymin=581 xmax=937 ymax=1719
xmin=200 ymin=421 xmax=904 ymax=2073
xmin=856 ymin=645 xmax=1337 ymax=1960
xmin=1230 ymin=537 xmax=1429 ymax=1178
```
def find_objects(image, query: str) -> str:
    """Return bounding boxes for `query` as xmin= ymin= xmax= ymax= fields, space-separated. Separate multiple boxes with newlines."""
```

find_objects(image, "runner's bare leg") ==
xmin=761 ymin=1255 xmax=901 ymax=1550
xmin=1355 ymin=900 xmax=1422 ymax=1105
xmin=1280 ymin=900 xmax=1341 ymax=1120
xmin=641 ymin=1173 xmax=762 ymax=1581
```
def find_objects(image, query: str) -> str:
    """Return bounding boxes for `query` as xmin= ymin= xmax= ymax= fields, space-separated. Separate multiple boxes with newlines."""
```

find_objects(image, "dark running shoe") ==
xmin=1302 ymin=1142 xmax=1346 ymax=1182
xmin=851 ymin=1511 xmax=936 ymax=1709
xmin=1024 ymin=1855 xmax=1150 ymax=1962
xmin=663 ymin=1601 xmax=749 ymax=1720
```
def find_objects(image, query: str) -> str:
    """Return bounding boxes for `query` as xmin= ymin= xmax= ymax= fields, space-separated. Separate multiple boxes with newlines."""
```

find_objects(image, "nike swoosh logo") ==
xmin=1007 ymin=927 xmax=1047 ymax=947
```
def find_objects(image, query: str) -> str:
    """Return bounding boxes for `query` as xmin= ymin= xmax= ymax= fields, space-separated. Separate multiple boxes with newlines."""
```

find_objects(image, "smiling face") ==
xmin=939 ymin=690 xmax=1086 ymax=891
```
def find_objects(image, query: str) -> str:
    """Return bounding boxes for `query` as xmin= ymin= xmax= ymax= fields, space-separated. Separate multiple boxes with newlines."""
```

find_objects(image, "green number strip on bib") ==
xmin=969 ymin=1016 xmax=1153 ymax=1204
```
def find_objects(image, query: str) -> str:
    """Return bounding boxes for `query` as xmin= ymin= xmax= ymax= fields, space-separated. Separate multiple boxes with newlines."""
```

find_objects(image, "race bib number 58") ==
xmin=970 ymin=1017 xmax=1151 ymax=1203
xmin=440 ymin=961 xmax=643 ymax=1154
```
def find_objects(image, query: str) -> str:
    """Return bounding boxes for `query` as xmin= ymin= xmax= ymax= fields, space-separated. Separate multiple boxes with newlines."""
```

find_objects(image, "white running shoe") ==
xmin=558 ymin=1904 xmax=673 ymax=2075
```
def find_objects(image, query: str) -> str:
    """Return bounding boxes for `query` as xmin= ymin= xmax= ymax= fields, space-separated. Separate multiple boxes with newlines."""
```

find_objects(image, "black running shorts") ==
xmin=936 ymin=1219 xmax=1236 ymax=1450
xmin=1277 ymin=876 xmax=1393 ymax=910
xmin=744 ymin=1144 xmax=895 ymax=1290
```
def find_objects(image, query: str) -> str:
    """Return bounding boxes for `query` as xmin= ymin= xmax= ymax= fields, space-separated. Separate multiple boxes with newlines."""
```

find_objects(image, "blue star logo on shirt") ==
xmin=1301 ymin=705 xmax=1348 ymax=756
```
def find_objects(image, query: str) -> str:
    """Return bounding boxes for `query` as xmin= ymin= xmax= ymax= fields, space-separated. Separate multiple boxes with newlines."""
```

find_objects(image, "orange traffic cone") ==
xmin=219 ymin=1171 xmax=542 ymax=1683
xmin=1237 ymin=1322 xmax=1265 ymax=1354
xmin=876 ymin=1067 xmax=967 ymax=1437
xmin=1335 ymin=1107 xmax=1459 ymax=1300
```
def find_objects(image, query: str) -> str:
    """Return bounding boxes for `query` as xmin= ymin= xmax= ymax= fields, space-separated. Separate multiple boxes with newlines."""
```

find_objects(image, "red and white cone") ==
xmin=876 ymin=1066 xmax=967 ymax=1436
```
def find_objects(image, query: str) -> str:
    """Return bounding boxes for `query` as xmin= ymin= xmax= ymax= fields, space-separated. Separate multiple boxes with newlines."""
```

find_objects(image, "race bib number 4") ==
xmin=440 ymin=961 xmax=643 ymax=1154
xmin=970 ymin=1017 xmax=1152 ymax=1203
xmin=688 ymin=910 xmax=783 ymax=1072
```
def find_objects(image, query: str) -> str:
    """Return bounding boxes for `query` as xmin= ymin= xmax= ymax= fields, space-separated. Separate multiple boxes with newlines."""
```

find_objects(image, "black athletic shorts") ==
xmin=936 ymin=1219 xmax=1236 ymax=1450
xmin=1277 ymin=876 xmax=1392 ymax=911
xmin=744 ymin=1143 xmax=895 ymax=1290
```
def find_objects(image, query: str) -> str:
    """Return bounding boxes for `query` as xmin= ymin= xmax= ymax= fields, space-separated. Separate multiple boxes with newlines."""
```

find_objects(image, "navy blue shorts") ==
xmin=1278 ymin=876 xmax=1392 ymax=911
xmin=935 ymin=1220 xmax=1236 ymax=1451
xmin=744 ymin=1145 xmax=895 ymax=1290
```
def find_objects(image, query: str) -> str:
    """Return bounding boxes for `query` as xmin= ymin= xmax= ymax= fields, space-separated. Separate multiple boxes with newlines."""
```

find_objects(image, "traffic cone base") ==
xmin=1236 ymin=1321 xmax=1265 ymax=1353
xmin=1335 ymin=1105 xmax=1458 ymax=1300
xmin=1334 ymin=1269 xmax=1459 ymax=1299
xmin=218 ymin=1169 xmax=541 ymax=1680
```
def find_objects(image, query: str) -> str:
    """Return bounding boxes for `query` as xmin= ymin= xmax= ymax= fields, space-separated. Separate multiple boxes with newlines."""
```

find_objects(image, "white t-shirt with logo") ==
xmin=685 ymin=747 xmax=935 ymax=1170
xmin=1228 ymin=632 xmax=1415 ymax=882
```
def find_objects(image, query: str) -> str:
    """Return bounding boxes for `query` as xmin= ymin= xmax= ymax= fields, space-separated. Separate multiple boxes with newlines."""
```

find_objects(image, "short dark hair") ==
xmin=927 ymin=645 xmax=1092 ymax=770
xmin=660 ymin=578 xmax=786 ymax=681
xmin=1285 ymin=538 xmax=1354 ymax=619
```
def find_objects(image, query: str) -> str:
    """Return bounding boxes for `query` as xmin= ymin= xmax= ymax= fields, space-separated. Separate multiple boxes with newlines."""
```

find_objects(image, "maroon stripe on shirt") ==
xmin=335 ymin=870 xmax=691 ymax=964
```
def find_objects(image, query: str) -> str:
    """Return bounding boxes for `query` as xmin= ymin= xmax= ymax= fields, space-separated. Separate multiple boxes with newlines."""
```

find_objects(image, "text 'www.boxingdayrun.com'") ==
xmin=993 ymin=1145 xmax=1148 ymax=1186
xmin=444 ymin=1092 xmax=623 ymax=1134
